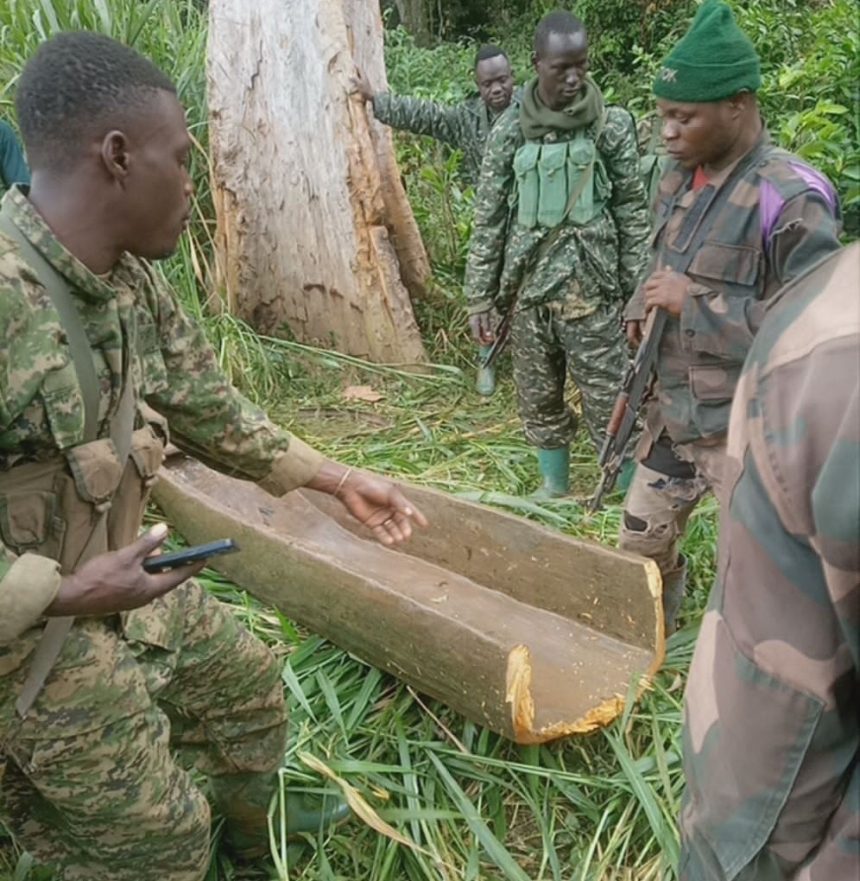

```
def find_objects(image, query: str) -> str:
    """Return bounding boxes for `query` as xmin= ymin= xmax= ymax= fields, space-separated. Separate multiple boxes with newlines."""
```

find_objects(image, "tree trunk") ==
xmin=207 ymin=0 xmax=429 ymax=363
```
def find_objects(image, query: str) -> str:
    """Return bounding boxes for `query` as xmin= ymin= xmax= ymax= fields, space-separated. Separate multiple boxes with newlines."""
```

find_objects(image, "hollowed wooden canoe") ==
xmin=153 ymin=453 xmax=664 ymax=744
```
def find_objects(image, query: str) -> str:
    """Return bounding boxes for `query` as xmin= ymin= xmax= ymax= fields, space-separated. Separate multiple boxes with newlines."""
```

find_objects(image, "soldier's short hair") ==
xmin=534 ymin=10 xmax=586 ymax=57
xmin=474 ymin=44 xmax=508 ymax=68
xmin=16 ymin=31 xmax=176 ymax=171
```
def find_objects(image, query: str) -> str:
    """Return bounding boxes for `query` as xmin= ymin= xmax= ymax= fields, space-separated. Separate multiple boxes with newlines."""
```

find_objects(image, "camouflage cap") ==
xmin=653 ymin=0 xmax=761 ymax=103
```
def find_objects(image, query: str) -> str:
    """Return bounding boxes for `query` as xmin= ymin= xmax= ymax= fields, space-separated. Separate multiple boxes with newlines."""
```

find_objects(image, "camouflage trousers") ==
xmin=0 ymin=581 xmax=286 ymax=880
xmin=619 ymin=439 xmax=727 ymax=576
xmin=510 ymin=302 xmax=628 ymax=451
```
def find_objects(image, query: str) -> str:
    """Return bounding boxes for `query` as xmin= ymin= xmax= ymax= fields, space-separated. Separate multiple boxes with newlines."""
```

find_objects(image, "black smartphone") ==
xmin=142 ymin=538 xmax=240 ymax=573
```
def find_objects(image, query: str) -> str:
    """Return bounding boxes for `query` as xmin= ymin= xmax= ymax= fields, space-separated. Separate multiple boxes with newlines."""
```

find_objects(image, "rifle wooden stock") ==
xmin=605 ymin=391 xmax=629 ymax=442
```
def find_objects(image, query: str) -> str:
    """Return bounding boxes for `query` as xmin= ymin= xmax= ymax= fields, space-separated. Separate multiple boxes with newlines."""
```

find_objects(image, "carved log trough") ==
xmin=154 ymin=453 xmax=665 ymax=744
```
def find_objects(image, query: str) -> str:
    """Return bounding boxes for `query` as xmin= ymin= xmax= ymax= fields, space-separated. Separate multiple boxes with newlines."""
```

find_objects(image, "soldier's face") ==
xmin=475 ymin=55 xmax=514 ymax=113
xmin=115 ymin=90 xmax=194 ymax=260
xmin=534 ymin=30 xmax=589 ymax=111
xmin=657 ymin=98 xmax=742 ymax=170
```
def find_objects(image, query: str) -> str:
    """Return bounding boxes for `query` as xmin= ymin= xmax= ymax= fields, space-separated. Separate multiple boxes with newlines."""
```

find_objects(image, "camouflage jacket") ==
xmin=372 ymin=90 xmax=518 ymax=187
xmin=625 ymin=132 xmax=842 ymax=447
xmin=0 ymin=187 xmax=323 ymax=642
xmin=680 ymin=243 xmax=859 ymax=881
xmin=464 ymin=103 xmax=650 ymax=319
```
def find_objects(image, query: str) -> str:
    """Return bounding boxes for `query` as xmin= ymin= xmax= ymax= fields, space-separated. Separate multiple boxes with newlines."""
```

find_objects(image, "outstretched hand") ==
xmin=337 ymin=471 xmax=429 ymax=545
xmin=307 ymin=463 xmax=428 ymax=545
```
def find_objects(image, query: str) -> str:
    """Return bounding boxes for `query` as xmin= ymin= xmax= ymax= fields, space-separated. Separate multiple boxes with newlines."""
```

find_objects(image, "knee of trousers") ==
xmin=619 ymin=519 xmax=681 ymax=571
xmin=618 ymin=503 xmax=685 ymax=573
xmin=7 ymin=755 xmax=213 ymax=881
xmin=222 ymin=637 xmax=288 ymax=774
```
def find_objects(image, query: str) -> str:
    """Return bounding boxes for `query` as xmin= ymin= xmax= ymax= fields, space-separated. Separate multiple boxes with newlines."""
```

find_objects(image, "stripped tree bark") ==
xmin=207 ymin=0 xmax=429 ymax=363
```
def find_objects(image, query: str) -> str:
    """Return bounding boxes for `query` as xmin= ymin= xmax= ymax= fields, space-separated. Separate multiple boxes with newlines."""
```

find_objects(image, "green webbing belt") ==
xmin=0 ymin=208 xmax=136 ymax=717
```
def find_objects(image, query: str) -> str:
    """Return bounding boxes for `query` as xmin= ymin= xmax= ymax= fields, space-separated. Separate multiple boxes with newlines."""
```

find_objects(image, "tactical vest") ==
xmin=0 ymin=210 xmax=166 ymax=714
xmin=512 ymin=127 xmax=610 ymax=229
xmin=648 ymin=141 xmax=824 ymax=445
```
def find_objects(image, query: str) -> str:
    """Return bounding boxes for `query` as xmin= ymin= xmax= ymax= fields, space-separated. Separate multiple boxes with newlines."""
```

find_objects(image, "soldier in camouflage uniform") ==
xmin=680 ymin=242 xmax=859 ymax=881
xmin=619 ymin=0 xmax=843 ymax=628
xmin=353 ymin=44 xmax=517 ymax=398
xmin=0 ymin=32 xmax=426 ymax=880
xmin=353 ymin=44 xmax=516 ymax=189
xmin=465 ymin=10 xmax=649 ymax=497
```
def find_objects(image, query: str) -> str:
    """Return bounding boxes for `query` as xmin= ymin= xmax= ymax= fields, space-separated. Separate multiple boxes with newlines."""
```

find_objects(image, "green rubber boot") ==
xmin=213 ymin=773 xmax=350 ymax=860
xmin=284 ymin=791 xmax=351 ymax=838
xmin=616 ymin=458 xmax=637 ymax=494
xmin=532 ymin=447 xmax=570 ymax=499
xmin=476 ymin=346 xmax=496 ymax=397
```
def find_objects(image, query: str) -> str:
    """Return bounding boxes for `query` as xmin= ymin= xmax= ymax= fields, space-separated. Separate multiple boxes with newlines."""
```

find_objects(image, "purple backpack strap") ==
xmin=760 ymin=159 xmax=839 ymax=248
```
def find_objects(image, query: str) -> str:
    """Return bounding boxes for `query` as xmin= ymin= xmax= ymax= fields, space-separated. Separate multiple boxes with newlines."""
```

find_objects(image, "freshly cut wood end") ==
xmin=505 ymin=644 xmax=652 ymax=745
xmin=644 ymin=559 xmax=667 ymax=666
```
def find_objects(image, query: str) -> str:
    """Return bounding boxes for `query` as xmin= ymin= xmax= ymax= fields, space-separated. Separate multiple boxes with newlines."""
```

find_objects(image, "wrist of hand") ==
xmin=305 ymin=460 xmax=354 ymax=497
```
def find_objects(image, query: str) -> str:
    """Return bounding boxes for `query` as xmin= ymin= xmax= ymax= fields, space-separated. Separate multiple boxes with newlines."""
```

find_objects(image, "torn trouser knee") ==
xmin=619 ymin=462 xmax=710 ymax=574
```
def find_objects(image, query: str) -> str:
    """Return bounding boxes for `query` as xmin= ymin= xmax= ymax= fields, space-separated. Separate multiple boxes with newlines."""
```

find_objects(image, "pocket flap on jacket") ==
xmin=539 ymin=142 xmax=568 ymax=173
xmin=513 ymin=142 xmax=541 ymax=176
xmin=0 ymin=491 xmax=56 ymax=549
xmin=689 ymin=364 xmax=743 ymax=402
xmin=65 ymin=439 xmax=124 ymax=506
xmin=129 ymin=426 xmax=165 ymax=481
xmin=688 ymin=241 xmax=760 ymax=286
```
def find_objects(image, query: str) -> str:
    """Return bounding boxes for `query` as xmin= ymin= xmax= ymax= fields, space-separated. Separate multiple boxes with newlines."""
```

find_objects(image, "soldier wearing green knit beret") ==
xmin=618 ymin=0 xmax=843 ymax=631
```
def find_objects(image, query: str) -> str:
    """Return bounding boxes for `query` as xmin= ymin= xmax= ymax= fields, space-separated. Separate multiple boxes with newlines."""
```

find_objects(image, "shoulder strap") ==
xmin=0 ymin=212 xmax=100 ymax=442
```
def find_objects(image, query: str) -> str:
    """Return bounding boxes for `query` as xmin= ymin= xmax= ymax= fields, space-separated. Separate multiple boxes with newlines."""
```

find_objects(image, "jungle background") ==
xmin=0 ymin=0 xmax=857 ymax=878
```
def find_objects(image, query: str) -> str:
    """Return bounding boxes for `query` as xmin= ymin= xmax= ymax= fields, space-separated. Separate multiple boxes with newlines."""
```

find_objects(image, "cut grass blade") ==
xmin=427 ymin=751 xmax=531 ymax=881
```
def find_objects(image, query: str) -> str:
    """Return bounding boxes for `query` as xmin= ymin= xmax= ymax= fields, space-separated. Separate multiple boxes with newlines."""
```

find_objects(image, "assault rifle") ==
xmin=588 ymin=308 xmax=668 ymax=511
xmin=480 ymin=307 xmax=514 ymax=369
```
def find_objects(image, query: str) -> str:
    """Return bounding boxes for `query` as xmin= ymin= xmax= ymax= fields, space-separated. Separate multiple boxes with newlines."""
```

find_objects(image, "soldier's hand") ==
xmin=468 ymin=312 xmax=495 ymax=345
xmin=308 ymin=464 xmax=428 ymax=546
xmin=643 ymin=269 xmax=691 ymax=317
xmin=625 ymin=320 xmax=644 ymax=347
xmin=350 ymin=68 xmax=374 ymax=103
xmin=45 ymin=524 xmax=204 ymax=617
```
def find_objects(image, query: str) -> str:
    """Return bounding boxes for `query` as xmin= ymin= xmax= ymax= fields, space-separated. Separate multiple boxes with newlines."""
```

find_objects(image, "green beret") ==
xmin=653 ymin=0 xmax=761 ymax=102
